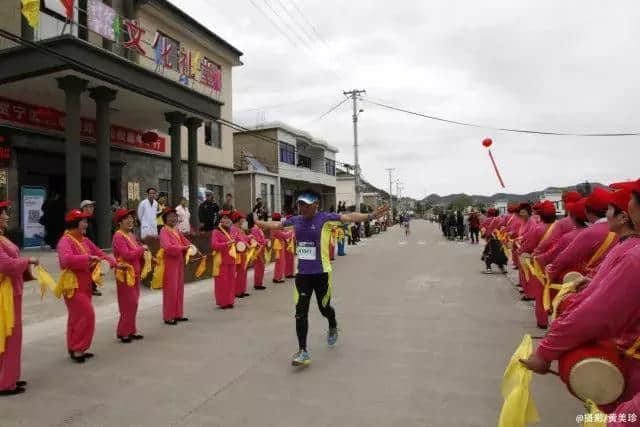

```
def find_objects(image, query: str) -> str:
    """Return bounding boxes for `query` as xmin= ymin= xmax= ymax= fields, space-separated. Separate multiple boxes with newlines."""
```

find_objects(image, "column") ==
xmin=165 ymin=111 xmax=186 ymax=207
xmin=57 ymin=76 xmax=89 ymax=211
xmin=185 ymin=117 xmax=202 ymax=230
xmin=89 ymin=86 xmax=117 ymax=248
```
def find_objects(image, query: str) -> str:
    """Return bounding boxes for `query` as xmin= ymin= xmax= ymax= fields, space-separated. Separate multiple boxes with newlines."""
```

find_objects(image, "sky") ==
xmin=171 ymin=0 xmax=640 ymax=199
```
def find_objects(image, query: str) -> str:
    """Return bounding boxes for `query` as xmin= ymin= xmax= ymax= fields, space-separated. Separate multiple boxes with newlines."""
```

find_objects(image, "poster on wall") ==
xmin=21 ymin=186 xmax=46 ymax=248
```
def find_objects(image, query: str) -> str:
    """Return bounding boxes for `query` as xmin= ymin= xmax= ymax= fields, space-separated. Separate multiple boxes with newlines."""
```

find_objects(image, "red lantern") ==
xmin=141 ymin=130 xmax=159 ymax=144
xmin=482 ymin=138 xmax=493 ymax=148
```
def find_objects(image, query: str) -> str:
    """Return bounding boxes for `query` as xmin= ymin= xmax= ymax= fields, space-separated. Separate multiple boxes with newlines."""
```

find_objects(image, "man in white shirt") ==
xmin=138 ymin=188 xmax=159 ymax=239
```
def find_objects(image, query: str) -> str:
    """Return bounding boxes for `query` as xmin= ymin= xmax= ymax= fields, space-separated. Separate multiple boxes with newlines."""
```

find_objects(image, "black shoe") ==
xmin=15 ymin=381 xmax=26 ymax=387
xmin=254 ymin=286 xmax=266 ymax=290
xmin=176 ymin=317 xmax=189 ymax=322
xmin=92 ymin=290 xmax=102 ymax=296
xmin=0 ymin=386 xmax=25 ymax=396
xmin=164 ymin=320 xmax=178 ymax=325
xmin=521 ymin=296 xmax=534 ymax=301
xmin=272 ymin=279 xmax=285 ymax=283
xmin=68 ymin=351 xmax=86 ymax=363
xmin=83 ymin=352 xmax=94 ymax=359
xmin=285 ymin=275 xmax=295 ymax=279
xmin=236 ymin=294 xmax=245 ymax=298
xmin=221 ymin=304 xmax=234 ymax=309
xmin=118 ymin=336 xmax=132 ymax=343
xmin=537 ymin=324 xmax=548 ymax=330
xmin=129 ymin=334 xmax=144 ymax=340
xmin=243 ymin=293 xmax=250 ymax=297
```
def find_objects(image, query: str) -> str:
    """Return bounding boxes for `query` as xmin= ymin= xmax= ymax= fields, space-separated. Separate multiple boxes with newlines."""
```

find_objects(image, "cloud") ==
xmin=171 ymin=0 xmax=640 ymax=197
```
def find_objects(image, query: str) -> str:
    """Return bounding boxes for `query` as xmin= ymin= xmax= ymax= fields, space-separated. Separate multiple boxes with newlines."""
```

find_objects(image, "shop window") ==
xmin=297 ymin=155 xmax=311 ymax=169
xmin=279 ymin=142 xmax=295 ymax=165
xmin=205 ymin=121 xmax=221 ymax=148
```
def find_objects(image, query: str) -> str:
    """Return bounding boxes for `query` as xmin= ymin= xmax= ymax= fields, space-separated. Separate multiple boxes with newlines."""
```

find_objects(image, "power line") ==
xmin=362 ymin=98 xmax=640 ymax=137
xmin=247 ymin=0 xmax=302 ymax=49
xmin=305 ymin=98 xmax=349 ymax=124
xmin=271 ymin=0 xmax=317 ymax=47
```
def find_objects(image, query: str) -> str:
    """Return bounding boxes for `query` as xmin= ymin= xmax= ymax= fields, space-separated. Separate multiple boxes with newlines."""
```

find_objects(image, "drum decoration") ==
xmin=236 ymin=241 xmax=247 ymax=252
xmin=558 ymin=341 xmax=625 ymax=405
xmin=563 ymin=271 xmax=583 ymax=284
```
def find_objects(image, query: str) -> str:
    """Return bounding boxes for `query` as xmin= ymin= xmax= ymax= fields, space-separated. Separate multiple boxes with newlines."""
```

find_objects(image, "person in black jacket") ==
xmin=198 ymin=190 xmax=220 ymax=232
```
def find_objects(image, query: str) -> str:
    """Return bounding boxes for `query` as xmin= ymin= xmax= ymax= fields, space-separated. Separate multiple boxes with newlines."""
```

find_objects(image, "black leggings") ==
xmin=295 ymin=273 xmax=337 ymax=351
xmin=470 ymin=228 xmax=479 ymax=243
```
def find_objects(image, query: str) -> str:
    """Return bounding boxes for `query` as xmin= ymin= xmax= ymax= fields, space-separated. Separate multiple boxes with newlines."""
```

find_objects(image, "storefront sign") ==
xmin=21 ymin=186 xmax=46 ymax=248
xmin=0 ymin=97 xmax=166 ymax=153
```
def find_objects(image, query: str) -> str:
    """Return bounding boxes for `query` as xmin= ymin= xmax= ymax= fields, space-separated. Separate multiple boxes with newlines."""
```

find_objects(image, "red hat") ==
xmin=605 ymin=189 xmax=632 ymax=214
xmin=539 ymin=200 xmax=556 ymax=217
xmin=507 ymin=203 xmax=519 ymax=213
xmin=0 ymin=201 xmax=11 ymax=208
xmin=219 ymin=210 xmax=232 ymax=218
xmin=562 ymin=191 xmax=582 ymax=204
xmin=586 ymin=187 xmax=611 ymax=212
xmin=231 ymin=211 xmax=246 ymax=222
xmin=271 ymin=212 xmax=282 ymax=221
xmin=566 ymin=198 xmax=587 ymax=222
xmin=113 ymin=208 xmax=135 ymax=224
xmin=532 ymin=201 xmax=543 ymax=211
xmin=610 ymin=179 xmax=640 ymax=193
xmin=65 ymin=209 xmax=92 ymax=223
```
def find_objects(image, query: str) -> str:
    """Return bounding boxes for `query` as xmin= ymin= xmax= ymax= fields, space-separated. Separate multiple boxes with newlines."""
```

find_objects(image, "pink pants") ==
xmin=530 ymin=276 xmax=549 ymax=327
xmin=254 ymin=256 xmax=265 ymax=287
xmin=116 ymin=280 xmax=140 ymax=337
xmin=273 ymin=251 xmax=285 ymax=281
xmin=285 ymin=250 xmax=295 ymax=277
xmin=64 ymin=283 xmax=95 ymax=352
xmin=0 ymin=292 xmax=21 ymax=391
xmin=235 ymin=263 xmax=248 ymax=296
xmin=329 ymin=244 xmax=335 ymax=261
xmin=214 ymin=264 xmax=236 ymax=307
xmin=162 ymin=260 xmax=184 ymax=322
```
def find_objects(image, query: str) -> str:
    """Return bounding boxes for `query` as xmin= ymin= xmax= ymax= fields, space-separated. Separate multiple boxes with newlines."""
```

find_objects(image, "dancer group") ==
xmin=0 ymin=188 xmax=388 ymax=395
xmin=475 ymin=181 xmax=640 ymax=422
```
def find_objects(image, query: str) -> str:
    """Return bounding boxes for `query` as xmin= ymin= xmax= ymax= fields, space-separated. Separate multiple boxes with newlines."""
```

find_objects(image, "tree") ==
xmin=450 ymin=195 xmax=473 ymax=212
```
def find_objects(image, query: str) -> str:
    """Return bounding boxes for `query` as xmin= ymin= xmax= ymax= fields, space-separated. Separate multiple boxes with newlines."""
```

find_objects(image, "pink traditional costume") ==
xmin=231 ymin=212 xmax=250 ymax=298
xmin=0 ymin=201 xmax=31 ymax=394
xmin=250 ymin=225 xmax=268 ymax=289
xmin=211 ymin=212 xmax=237 ymax=308
xmin=270 ymin=213 xmax=287 ymax=283
xmin=111 ymin=209 xmax=145 ymax=341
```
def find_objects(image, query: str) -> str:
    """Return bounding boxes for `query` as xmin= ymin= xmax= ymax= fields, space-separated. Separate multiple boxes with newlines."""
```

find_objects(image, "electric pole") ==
xmin=385 ymin=168 xmax=394 ymax=219
xmin=343 ymin=89 xmax=366 ymax=212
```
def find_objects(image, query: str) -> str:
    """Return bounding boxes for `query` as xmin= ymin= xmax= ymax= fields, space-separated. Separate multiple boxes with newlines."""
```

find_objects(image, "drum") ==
xmin=558 ymin=341 xmax=625 ymax=405
xmin=249 ymin=239 xmax=258 ymax=248
xmin=236 ymin=241 xmax=247 ymax=252
xmin=563 ymin=271 xmax=584 ymax=284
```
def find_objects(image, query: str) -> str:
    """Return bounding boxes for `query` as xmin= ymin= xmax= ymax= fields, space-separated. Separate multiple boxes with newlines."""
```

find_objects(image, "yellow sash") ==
xmin=165 ymin=226 xmax=190 ymax=264
xmin=195 ymin=254 xmax=208 ymax=278
xmin=272 ymin=238 xmax=283 ymax=260
xmin=212 ymin=226 xmax=237 ymax=277
xmin=150 ymin=248 xmax=165 ymax=289
xmin=538 ymin=221 xmax=557 ymax=246
xmin=264 ymin=244 xmax=272 ymax=264
xmin=0 ymin=274 xmax=14 ymax=355
xmin=245 ymin=240 xmax=258 ymax=270
xmin=141 ymin=250 xmax=152 ymax=279
xmin=549 ymin=280 xmax=579 ymax=322
xmin=585 ymin=232 xmax=616 ymax=271
xmin=114 ymin=230 xmax=140 ymax=287
xmin=35 ymin=265 xmax=57 ymax=298
xmin=54 ymin=232 xmax=99 ymax=298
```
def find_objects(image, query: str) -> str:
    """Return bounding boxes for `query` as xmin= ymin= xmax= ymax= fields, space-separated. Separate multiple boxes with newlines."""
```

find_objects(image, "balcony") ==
xmin=279 ymin=162 xmax=337 ymax=187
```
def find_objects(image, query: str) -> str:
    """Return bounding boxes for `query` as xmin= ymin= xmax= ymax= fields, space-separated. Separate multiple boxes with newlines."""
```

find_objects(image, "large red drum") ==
xmin=558 ymin=341 xmax=625 ymax=405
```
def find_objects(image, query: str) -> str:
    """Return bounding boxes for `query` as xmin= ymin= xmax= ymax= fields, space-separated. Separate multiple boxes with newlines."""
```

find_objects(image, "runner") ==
xmin=255 ymin=189 xmax=389 ymax=367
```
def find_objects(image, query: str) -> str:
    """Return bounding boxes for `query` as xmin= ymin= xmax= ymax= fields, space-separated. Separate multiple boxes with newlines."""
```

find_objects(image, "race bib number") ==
xmin=296 ymin=242 xmax=316 ymax=260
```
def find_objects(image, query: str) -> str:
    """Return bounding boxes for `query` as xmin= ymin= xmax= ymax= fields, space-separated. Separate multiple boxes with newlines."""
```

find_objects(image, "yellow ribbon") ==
xmin=92 ymin=262 xmax=103 ymax=286
xmin=141 ymin=250 xmax=152 ymax=279
xmin=272 ymin=238 xmax=282 ymax=260
xmin=549 ymin=280 xmax=579 ymax=322
xmin=150 ymin=248 xmax=165 ymax=289
xmin=0 ymin=275 xmax=15 ymax=355
xmin=498 ymin=334 xmax=540 ymax=427
xmin=286 ymin=237 xmax=295 ymax=254
xmin=264 ymin=246 xmax=272 ymax=265
xmin=115 ymin=259 xmax=135 ymax=287
xmin=195 ymin=255 xmax=207 ymax=278
xmin=35 ymin=265 xmax=57 ymax=298
xmin=245 ymin=246 xmax=257 ymax=270
xmin=54 ymin=269 xmax=78 ymax=299
xmin=212 ymin=252 xmax=222 ymax=277
xmin=585 ymin=232 xmax=616 ymax=272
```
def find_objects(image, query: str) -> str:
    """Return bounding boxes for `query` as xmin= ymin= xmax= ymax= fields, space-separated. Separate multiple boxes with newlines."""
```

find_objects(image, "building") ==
xmin=233 ymin=122 xmax=337 ymax=214
xmin=336 ymin=167 xmax=388 ymax=211
xmin=540 ymin=189 xmax=565 ymax=216
xmin=494 ymin=199 xmax=508 ymax=215
xmin=0 ymin=0 xmax=242 ymax=247
xmin=233 ymin=154 xmax=278 ymax=215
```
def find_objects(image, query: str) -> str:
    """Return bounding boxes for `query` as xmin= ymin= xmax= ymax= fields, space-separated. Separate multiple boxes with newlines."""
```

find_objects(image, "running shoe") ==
xmin=291 ymin=350 xmax=311 ymax=366
xmin=327 ymin=327 xmax=339 ymax=346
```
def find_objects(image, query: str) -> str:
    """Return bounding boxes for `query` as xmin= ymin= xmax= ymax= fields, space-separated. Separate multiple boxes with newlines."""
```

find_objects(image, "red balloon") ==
xmin=482 ymin=138 xmax=493 ymax=148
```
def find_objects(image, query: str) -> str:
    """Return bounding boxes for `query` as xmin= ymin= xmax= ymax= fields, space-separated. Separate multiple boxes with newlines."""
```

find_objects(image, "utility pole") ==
xmin=385 ymin=168 xmax=394 ymax=219
xmin=396 ymin=181 xmax=404 ymax=213
xmin=343 ymin=89 xmax=366 ymax=212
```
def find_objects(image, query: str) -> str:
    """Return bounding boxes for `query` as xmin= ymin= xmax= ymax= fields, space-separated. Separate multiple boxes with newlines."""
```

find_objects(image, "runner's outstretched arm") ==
xmin=254 ymin=217 xmax=284 ymax=231
xmin=340 ymin=205 xmax=389 ymax=223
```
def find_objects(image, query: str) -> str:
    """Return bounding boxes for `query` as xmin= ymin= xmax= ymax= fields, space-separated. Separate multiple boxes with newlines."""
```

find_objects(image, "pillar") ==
xmin=185 ymin=117 xmax=202 ymax=230
xmin=165 ymin=111 xmax=186 ymax=207
xmin=57 ymin=76 xmax=89 ymax=212
xmin=89 ymin=86 xmax=117 ymax=248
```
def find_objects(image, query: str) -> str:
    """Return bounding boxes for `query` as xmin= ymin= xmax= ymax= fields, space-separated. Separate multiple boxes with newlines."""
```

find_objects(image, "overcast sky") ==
xmin=172 ymin=0 xmax=640 ymax=199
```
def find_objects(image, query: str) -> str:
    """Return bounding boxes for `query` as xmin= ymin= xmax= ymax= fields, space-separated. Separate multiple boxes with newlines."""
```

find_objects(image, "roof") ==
xmin=246 ymin=156 xmax=268 ymax=172
xmin=147 ymin=0 xmax=244 ymax=61
xmin=234 ymin=121 xmax=339 ymax=153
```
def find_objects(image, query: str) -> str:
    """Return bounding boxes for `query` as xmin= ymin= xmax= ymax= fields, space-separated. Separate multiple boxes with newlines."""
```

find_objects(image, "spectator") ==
xmin=221 ymin=193 xmax=234 ymax=211
xmin=176 ymin=197 xmax=191 ymax=234
xmin=198 ymin=190 xmax=220 ymax=232
xmin=137 ymin=188 xmax=159 ymax=239
xmin=156 ymin=193 xmax=168 ymax=233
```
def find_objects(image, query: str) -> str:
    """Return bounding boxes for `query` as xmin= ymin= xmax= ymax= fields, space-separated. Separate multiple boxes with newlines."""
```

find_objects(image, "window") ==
xmin=156 ymin=31 xmax=180 ymax=72
xmin=36 ymin=0 xmax=79 ymax=41
xmin=279 ymin=142 xmax=295 ymax=165
xmin=260 ymin=183 xmax=268 ymax=200
xmin=325 ymin=158 xmax=336 ymax=176
xmin=205 ymin=121 xmax=221 ymax=148
xmin=206 ymin=184 xmax=223 ymax=204
xmin=297 ymin=155 xmax=311 ymax=169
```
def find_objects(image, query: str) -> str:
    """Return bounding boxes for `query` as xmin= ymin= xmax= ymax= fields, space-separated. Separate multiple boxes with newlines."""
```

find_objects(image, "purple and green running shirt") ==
xmin=283 ymin=212 xmax=342 ymax=275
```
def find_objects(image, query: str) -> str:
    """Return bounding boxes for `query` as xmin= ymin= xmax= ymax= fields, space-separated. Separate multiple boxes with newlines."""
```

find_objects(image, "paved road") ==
xmin=3 ymin=221 xmax=582 ymax=426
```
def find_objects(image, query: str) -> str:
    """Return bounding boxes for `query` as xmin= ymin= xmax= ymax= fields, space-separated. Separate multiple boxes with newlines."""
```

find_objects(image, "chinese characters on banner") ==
xmin=0 ymin=97 xmax=166 ymax=153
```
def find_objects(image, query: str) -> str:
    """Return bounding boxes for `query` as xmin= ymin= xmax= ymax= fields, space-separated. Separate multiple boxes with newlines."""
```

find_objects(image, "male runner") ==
xmin=255 ymin=189 xmax=389 ymax=366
